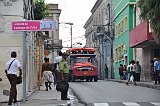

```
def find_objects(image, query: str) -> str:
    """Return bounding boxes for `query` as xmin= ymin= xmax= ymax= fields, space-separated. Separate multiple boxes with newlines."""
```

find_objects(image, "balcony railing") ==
xmin=52 ymin=39 xmax=62 ymax=48
xmin=44 ymin=39 xmax=62 ymax=50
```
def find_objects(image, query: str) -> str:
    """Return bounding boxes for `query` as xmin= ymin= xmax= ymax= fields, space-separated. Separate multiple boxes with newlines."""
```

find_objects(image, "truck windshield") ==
xmin=76 ymin=57 xmax=89 ymax=63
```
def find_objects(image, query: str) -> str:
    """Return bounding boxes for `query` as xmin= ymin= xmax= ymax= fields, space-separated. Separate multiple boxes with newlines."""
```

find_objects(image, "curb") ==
xmin=107 ymin=79 xmax=160 ymax=90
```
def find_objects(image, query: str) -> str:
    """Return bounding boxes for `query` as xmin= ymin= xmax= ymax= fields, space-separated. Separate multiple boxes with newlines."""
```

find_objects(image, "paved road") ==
xmin=69 ymin=80 xmax=160 ymax=106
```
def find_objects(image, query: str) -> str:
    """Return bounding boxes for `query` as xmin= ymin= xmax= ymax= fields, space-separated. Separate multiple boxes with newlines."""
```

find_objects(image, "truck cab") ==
xmin=67 ymin=48 xmax=98 ymax=82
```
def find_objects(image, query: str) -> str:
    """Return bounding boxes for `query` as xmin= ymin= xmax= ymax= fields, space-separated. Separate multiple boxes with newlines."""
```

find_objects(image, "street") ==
xmin=69 ymin=80 xmax=160 ymax=106
xmin=0 ymin=80 xmax=160 ymax=106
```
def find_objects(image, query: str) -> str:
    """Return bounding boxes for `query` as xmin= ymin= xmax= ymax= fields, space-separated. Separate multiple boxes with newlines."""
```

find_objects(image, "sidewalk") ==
xmin=0 ymin=83 xmax=75 ymax=106
xmin=107 ymin=79 xmax=160 ymax=90
xmin=1 ymin=79 xmax=159 ymax=106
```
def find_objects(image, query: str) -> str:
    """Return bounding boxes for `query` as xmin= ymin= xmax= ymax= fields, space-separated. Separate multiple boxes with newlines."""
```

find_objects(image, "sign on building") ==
xmin=12 ymin=20 xmax=58 ymax=31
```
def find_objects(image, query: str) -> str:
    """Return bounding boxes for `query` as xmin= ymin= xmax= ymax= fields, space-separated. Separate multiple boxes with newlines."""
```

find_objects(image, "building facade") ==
xmin=129 ymin=2 xmax=160 ymax=81
xmin=0 ymin=0 xmax=38 ymax=102
xmin=114 ymin=0 xmax=136 ymax=79
xmin=44 ymin=4 xmax=62 ymax=62
xmin=84 ymin=0 xmax=114 ymax=79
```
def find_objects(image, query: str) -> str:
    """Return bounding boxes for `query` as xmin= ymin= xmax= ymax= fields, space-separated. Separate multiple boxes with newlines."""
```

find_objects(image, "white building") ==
xmin=0 ymin=0 xmax=38 ymax=102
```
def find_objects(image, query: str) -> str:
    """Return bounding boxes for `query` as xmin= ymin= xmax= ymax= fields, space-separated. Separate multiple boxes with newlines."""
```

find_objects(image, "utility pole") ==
xmin=71 ymin=24 xmax=73 ymax=48
xmin=106 ymin=3 xmax=114 ymax=79
xmin=22 ymin=31 xmax=27 ymax=103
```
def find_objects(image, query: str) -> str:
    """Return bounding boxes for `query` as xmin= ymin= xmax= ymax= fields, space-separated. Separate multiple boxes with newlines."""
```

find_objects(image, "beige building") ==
xmin=44 ymin=4 xmax=62 ymax=62
xmin=0 ymin=0 xmax=38 ymax=102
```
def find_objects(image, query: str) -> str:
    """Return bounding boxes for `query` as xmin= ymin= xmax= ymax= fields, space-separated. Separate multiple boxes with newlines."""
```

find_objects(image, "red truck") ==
xmin=67 ymin=48 xmax=98 ymax=82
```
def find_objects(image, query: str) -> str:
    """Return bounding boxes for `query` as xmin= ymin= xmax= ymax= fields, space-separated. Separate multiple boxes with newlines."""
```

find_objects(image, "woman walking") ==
xmin=42 ymin=58 xmax=53 ymax=91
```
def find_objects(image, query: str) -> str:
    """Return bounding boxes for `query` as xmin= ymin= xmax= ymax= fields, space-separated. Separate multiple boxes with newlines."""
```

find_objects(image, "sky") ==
xmin=45 ymin=0 xmax=97 ymax=51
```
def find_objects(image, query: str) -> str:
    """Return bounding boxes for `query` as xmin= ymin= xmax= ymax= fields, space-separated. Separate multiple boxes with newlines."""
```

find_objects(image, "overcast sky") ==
xmin=45 ymin=0 xmax=97 ymax=51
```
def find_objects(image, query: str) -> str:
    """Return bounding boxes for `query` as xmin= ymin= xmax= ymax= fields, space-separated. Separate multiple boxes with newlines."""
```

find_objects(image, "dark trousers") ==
xmin=60 ymin=73 xmax=69 ymax=100
xmin=53 ymin=71 xmax=61 ymax=85
xmin=154 ymin=70 xmax=160 ymax=84
xmin=135 ymin=73 xmax=140 ymax=82
xmin=45 ymin=82 xmax=51 ymax=90
xmin=7 ymin=74 xmax=17 ymax=105
xmin=61 ymin=91 xmax=68 ymax=100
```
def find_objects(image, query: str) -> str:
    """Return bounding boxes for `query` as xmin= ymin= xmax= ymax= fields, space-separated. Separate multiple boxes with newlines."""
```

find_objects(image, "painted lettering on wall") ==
xmin=1 ymin=0 xmax=17 ymax=6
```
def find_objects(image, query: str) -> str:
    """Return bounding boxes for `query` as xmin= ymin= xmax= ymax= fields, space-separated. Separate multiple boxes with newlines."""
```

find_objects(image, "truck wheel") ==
xmin=94 ymin=76 xmax=98 ymax=82
xmin=86 ymin=77 xmax=89 ymax=82
xmin=68 ymin=74 xmax=72 ymax=82
xmin=72 ymin=76 xmax=76 ymax=82
xmin=89 ymin=77 xmax=93 ymax=82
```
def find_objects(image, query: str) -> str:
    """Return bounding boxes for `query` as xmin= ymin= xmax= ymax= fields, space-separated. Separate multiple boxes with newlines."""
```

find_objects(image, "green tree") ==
xmin=34 ymin=0 xmax=48 ymax=20
xmin=138 ymin=0 xmax=160 ymax=43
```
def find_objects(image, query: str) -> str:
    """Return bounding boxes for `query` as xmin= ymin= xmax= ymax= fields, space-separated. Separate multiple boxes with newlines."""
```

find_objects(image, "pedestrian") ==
xmin=135 ymin=61 xmax=141 ymax=82
xmin=123 ymin=65 xmax=127 ymax=80
xmin=154 ymin=57 xmax=160 ymax=85
xmin=5 ymin=51 xmax=22 ymax=106
xmin=150 ymin=59 xmax=155 ymax=80
xmin=53 ymin=51 xmax=63 ymax=86
xmin=42 ymin=58 xmax=53 ymax=91
xmin=126 ymin=60 xmax=137 ymax=85
xmin=126 ymin=61 xmax=132 ymax=80
xmin=119 ymin=64 xmax=124 ymax=80
xmin=105 ymin=64 xmax=108 ymax=79
xmin=59 ymin=53 xmax=70 ymax=100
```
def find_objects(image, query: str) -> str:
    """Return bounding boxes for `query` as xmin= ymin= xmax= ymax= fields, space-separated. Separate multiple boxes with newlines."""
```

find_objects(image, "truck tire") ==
xmin=72 ymin=76 xmax=76 ymax=82
xmin=86 ymin=77 xmax=89 ymax=82
xmin=94 ymin=76 xmax=98 ymax=82
xmin=89 ymin=77 xmax=93 ymax=82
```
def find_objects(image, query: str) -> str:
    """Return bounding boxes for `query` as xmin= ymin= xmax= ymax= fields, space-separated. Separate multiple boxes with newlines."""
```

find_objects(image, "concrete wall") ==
xmin=0 ymin=0 xmax=38 ymax=102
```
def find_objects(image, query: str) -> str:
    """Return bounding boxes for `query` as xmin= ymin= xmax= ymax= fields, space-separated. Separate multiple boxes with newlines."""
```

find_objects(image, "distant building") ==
xmin=84 ymin=0 xmax=114 ymax=79
xmin=44 ymin=4 xmax=62 ymax=62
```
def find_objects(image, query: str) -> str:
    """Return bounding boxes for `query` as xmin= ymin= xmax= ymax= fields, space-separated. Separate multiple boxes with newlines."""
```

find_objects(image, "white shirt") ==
xmin=53 ymin=56 xmax=62 ymax=70
xmin=54 ymin=56 xmax=62 ymax=63
xmin=6 ymin=58 xmax=21 ymax=75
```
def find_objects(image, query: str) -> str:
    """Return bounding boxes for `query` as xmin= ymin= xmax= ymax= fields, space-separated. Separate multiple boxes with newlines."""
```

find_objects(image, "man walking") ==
xmin=53 ymin=51 xmax=62 ymax=85
xmin=59 ymin=53 xmax=70 ymax=100
xmin=154 ymin=57 xmax=160 ymax=84
xmin=5 ymin=51 xmax=22 ymax=106
xmin=135 ymin=61 xmax=141 ymax=82
xmin=126 ymin=60 xmax=137 ymax=85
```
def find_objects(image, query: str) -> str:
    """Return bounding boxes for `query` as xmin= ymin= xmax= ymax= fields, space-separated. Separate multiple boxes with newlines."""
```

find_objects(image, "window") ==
xmin=115 ymin=16 xmax=128 ymax=37
xmin=115 ymin=45 xmax=124 ymax=62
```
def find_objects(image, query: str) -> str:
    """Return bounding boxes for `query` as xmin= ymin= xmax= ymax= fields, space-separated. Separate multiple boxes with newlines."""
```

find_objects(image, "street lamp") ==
xmin=60 ymin=22 xmax=73 ymax=48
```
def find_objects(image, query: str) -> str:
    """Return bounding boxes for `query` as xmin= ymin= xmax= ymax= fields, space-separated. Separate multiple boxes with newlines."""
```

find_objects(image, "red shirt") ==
xmin=119 ymin=66 xmax=123 ymax=72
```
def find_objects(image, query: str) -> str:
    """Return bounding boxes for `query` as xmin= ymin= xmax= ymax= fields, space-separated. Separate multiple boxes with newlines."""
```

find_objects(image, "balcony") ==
xmin=44 ymin=39 xmax=62 ymax=50
xmin=52 ymin=39 xmax=63 ymax=49
xmin=129 ymin=21 xmax=154 ymax=48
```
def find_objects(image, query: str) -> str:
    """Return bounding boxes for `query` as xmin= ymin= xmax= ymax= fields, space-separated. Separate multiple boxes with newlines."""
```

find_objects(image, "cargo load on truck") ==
xmin=67 ymin=48 xmax=98 ymax=82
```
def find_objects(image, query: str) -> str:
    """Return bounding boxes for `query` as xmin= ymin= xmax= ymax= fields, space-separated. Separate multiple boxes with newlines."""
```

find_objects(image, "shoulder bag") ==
xmin=56 ymin=81 xmax=69 ymax=92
